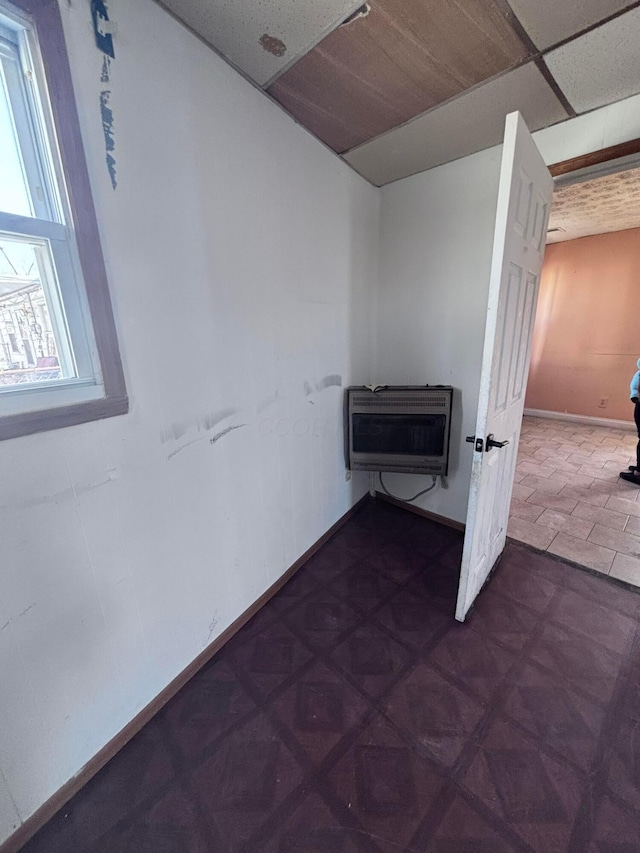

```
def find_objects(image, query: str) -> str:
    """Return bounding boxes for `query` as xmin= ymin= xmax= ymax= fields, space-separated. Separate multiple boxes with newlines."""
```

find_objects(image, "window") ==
xmin=0 ymin=0 xmax=127 ymax=440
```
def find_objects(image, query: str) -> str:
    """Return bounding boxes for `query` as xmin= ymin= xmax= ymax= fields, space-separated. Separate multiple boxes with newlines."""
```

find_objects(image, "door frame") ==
xmin=549 ymin=137 xmax=640 ymax=179
xmin=502 ymin=138 xmax=640 ymax=565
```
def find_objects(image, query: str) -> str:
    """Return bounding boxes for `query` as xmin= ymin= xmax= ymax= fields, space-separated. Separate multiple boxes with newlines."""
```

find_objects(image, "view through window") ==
xmin=0 ymin=1 xmax=127 ymax=437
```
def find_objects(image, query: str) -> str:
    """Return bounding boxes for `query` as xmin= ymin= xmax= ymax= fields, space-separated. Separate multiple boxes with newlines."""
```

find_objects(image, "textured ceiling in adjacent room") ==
xmin=160 ymin=0 xmax=640 ymax=184
xmin=548 ymin=166 xmax=640 ymax=243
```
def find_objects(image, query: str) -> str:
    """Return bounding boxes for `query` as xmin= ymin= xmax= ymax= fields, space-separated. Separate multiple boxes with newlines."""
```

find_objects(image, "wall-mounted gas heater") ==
xmin=345 ymin=386 xmax=453 ymax=476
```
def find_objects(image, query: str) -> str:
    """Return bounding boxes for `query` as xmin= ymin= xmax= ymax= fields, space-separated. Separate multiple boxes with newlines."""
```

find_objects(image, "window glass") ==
xmin=0 ymin=233 xmax=74 ymax=387
xmin=0 ymin=13 xmax=93 ymax=403
xmin=0 ymin=52 xmax=32 ymax=217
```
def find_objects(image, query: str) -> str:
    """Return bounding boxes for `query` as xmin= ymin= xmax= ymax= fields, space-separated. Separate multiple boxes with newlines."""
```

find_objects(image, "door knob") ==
xmin=486 ymin=434 xmax=509 ymax=451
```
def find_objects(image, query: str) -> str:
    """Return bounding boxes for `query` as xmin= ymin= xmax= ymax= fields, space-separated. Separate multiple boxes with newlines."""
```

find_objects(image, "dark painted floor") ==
xmin=21 ymin=499 xmax=640 ymax=852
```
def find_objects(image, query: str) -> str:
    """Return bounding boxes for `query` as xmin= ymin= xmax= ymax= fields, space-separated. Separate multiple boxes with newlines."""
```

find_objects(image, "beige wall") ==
xmin=526 ymin=227 xmax=640 ymax=422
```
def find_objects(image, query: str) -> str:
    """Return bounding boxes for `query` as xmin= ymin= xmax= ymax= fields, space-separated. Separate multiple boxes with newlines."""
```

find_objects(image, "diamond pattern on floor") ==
xmin=19 ymin=498 xmax=640 ymax=853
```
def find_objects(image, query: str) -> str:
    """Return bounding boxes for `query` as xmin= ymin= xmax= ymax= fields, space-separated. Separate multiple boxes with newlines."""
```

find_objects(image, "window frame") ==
xmin=0 ymin=0 xmax=128 ymax=441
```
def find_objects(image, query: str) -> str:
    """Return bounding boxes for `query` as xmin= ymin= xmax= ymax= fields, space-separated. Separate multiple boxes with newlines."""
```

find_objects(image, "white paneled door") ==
xmin=455 ymin=112 xmax=553 ymax=622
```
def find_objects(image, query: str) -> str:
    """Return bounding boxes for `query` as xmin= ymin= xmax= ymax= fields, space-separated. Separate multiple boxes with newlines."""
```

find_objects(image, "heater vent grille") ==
xmin=352 ymin=394 xmax=448 ymax=409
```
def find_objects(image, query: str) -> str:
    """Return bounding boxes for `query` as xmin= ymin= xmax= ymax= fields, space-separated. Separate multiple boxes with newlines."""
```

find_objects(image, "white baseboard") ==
xmin=523 ymin=408 xmax=636 ymax=432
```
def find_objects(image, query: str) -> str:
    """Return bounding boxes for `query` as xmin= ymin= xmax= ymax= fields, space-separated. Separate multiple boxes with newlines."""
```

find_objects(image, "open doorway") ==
xmin=507 ymin=150 xmax=640 ymax=586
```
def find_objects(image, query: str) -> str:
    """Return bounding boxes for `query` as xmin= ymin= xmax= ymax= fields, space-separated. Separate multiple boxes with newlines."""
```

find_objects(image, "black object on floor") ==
xmin=619 ymin=471 xmax=640 ymax=485
xmin=20 ymin=499 xmax=640 ymax=852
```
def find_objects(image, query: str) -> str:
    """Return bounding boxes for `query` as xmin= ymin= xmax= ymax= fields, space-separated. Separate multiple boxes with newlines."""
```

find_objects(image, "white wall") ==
xmin=375 ymin=147 xmax=503 ymax=523
xmin=0 ymin=0 xmax=378 ymax=841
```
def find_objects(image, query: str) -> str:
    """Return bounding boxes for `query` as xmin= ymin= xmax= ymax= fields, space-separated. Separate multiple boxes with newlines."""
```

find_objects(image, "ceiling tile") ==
xmin=268 ymin=0 xmax=532 ymax=153
xmin=508 ymin=0 xmax=636 ymax=51
xmin=344 ymin=63 xmax=569 ymax=185
xmin=159 ymin=0 xmax=361 ymax=86
xmin=544 ymin=7 xmax=640 ymax=114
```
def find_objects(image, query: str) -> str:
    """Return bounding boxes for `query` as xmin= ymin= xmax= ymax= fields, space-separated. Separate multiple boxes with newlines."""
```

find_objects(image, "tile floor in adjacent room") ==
xmin=20 ymin=498 xmax=640 ymax=852
xmin=509 ymin=415 xmax=640 ymax=586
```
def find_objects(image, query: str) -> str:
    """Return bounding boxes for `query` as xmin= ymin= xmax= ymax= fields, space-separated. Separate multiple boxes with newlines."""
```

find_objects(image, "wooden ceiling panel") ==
xmin=267 ymin=0 xmax=533 ymax=153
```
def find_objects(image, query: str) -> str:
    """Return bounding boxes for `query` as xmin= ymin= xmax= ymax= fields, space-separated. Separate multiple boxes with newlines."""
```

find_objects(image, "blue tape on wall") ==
xmin=91 ymin=0 xmax=115 ymax=59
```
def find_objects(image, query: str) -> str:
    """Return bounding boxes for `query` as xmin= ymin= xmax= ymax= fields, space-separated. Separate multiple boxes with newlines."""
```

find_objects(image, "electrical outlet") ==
xmin=599 ymin=397 xmax=608 ymax=408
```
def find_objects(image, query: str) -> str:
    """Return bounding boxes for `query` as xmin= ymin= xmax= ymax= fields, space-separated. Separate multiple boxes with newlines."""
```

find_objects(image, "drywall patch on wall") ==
xmin=204 ymin=408 xmax=239 ymax=431
xmin=169 ymin=422 xmax=188 ymax=442
xmin=210 ymin=423 xmax=247 ymax=444
xmin=166 ymin=411 xmax=246 ymax=458
xmin=316 ymin=374 xmax=342 ymax=392
xmin=167 ymin=436 xmax=203 ymax=460
xmin=165 ymin=409 xmax=240 ymax=444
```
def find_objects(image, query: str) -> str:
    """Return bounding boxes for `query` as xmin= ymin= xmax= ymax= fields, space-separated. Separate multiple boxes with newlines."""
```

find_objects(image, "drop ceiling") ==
xmin=159 ymin=0 xmax=640 ymax=185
